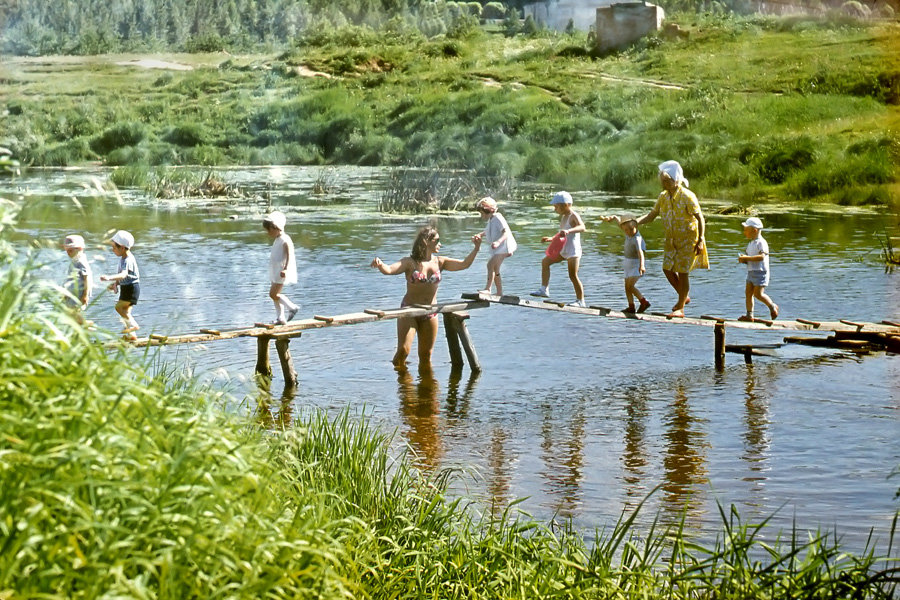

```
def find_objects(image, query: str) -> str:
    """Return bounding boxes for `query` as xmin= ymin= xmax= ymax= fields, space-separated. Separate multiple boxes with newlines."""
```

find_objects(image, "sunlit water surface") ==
xmin=10 ymin=166 xmax=899 ymax=554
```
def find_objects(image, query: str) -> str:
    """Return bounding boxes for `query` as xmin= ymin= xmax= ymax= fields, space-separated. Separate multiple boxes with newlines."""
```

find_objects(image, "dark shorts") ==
xmin=119 ymin=282 xmax=140 ymax=305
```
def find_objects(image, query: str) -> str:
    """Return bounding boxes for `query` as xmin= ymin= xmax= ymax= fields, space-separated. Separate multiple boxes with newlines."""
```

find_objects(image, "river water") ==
xmin=9 ymin=166 xmax=899 ymax=554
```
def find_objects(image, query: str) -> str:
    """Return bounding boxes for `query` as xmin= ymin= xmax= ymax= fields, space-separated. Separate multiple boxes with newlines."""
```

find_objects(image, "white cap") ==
xmin=742 ymin=217 xmax=764 ymax=229
xmin=63 ymin=234 xmax=85 ymax=250
xmin=264 ymin=211 xmax=287 ymax=231
xmin=476 ymin=197 xmax=498 ymax=211
xmin=111 ymin=230 xmax=134 ymax=249
xmin=550 ymin=191 xmax=573 ymax=205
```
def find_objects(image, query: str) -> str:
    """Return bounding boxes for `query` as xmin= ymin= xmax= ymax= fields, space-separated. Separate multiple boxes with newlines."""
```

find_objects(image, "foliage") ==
xmin=0 ymin=199 xmax=897 ymax=597
xmin=3 ymin=16 xmax=899 ymax=204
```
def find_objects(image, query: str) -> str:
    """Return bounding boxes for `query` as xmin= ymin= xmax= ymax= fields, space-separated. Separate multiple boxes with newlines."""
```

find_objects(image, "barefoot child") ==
xmin=530 ymin=191 xmax=587 ymax=307
xmin=62 ymin=234 xmax=93 ymax=324
xmin=474 ymin=196 xmax=517 ymax=296
xmin=738 ymin=217 xmax=779 ymax=321
xmin=99 ymin=230 xmax=140 ymax=340
xmin=603 ymin=215 xmax=651 ymax=313
xmin=263 ymin=211 xmax=299 ymax=325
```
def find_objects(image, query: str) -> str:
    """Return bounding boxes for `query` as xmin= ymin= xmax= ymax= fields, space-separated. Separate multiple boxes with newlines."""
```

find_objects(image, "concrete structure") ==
xmin=594 ymin=1 xmax=665 ymax=53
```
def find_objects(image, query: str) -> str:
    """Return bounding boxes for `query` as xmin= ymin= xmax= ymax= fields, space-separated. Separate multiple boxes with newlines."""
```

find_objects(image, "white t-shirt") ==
xmin=746 ymin=235 xmax=769 ymax=272
xmin=269 ymin=232 xmax=298 ymax=284
xmin=483 ymin=213 xmax=517 ymax=256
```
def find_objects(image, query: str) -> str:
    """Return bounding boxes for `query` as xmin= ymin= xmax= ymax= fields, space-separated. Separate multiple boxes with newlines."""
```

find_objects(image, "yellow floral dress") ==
xmin=653 ymin=186 xmax=709 ymax=273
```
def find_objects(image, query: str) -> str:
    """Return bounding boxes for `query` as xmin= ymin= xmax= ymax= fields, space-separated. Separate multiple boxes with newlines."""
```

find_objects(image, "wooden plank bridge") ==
xmin=461 ymin=292 xmax=900 ymax=368
xmin=124 ymin=292 xmax=899 ymax=387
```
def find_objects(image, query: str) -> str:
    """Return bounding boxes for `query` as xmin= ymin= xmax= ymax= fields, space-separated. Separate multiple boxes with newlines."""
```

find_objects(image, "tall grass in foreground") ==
xmin=1 ymin=200 xmax=897 ymax=598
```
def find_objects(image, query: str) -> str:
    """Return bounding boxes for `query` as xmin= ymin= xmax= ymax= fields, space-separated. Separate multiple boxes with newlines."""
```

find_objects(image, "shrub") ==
xmin=750 ymin=137 xmax=817 ymax=184
xmin=90 ymin=122 xmax=147 ymax=154
xmin=483 ymin=2 xmax=506 ymax=19
xmin=163 ymin=123 xmax=207 ymax=147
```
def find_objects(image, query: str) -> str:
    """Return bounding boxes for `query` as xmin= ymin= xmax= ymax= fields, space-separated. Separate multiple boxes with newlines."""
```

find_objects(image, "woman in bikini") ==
xmin=371 ymin=226 xmax=481 ymax=369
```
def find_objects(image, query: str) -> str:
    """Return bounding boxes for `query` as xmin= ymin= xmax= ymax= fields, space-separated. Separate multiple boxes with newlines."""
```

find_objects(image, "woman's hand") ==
xmin=694 ymin=237 xmax=705 ymax=254
xmin=471 ymin=235 xmax=482 ymax=248
xmin=370 ymin=257 xmax=383 ymax=269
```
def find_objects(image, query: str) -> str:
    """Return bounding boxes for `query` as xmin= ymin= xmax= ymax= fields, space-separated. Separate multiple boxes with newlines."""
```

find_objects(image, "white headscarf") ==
xmin=658 ymin=160 xmax=689 ymax=188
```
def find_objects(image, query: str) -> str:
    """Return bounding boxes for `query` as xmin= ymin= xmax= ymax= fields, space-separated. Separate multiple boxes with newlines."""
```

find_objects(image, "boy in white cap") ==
xmin=738 ymin=216 xmax=779 ymax=321
xmin=530 ymin=191 xmax=587 ymax=307
xmin=474 ymin=196 xmax=517 ymax=296
xmin=62 ymin=234 xmax=93 ymax=324
xmin=263 ymin=211 xmax=299 ymax=325
xmin=99 ymin=230 xmax=141 ymax=339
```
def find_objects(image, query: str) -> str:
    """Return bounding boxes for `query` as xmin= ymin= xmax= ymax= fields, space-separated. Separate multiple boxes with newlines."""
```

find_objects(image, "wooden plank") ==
xmin=796 ymin=318 xmax=820 ymax=327
xmin=199 ymin=328 xmax=221 ymax=335
xmin=839 ymin=319 xmax=866 ymax=330
xmin=313 ymin=315 xmax=335 ymax=323
xmin=881 ymin=320 xmax=900 ymax=328
xmin=364 ymin=309 xmax=386 ymax=317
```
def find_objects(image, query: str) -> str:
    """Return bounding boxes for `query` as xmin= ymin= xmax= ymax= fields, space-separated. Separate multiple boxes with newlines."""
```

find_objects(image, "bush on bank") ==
xmin=4 ymin=14 xmax=898 ymax=205
xmin=0 ymin=200 xmax=896 ymax=598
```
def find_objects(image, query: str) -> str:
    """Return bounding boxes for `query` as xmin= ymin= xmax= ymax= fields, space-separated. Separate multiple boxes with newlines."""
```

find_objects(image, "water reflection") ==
xmin=539 ymin=399 xmax=586 ymax=517
xmin=662 ymin=384 xmax=709 ymax=522
xmin=397 ymin=366 xmax=443 ymax=471
xmin=741 ymin=365 xmax=772 ymax=502
xmin=445 ymin=365 xmax=478 ymax=420
xmin=621 ymin=386 xmax=651 ymax=507
xmin=254 ymin=388 xmax=295 ymax=431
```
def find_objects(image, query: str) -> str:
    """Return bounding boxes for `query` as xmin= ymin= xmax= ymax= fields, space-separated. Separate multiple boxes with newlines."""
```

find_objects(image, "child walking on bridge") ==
xmin=474 ymin=196 xmax=517 ymax=296
xmin=738 ymin=216 xmax=779 ymax=321
xmin=263 ymin=211 xmax=299 ymax=325
xmin=602 ymin=214 xmax=651 ymax=313
xmin=99 ymin=230 xmax=140 ymax=340
xmin=530 ymin=191 xmax=587 ymax=307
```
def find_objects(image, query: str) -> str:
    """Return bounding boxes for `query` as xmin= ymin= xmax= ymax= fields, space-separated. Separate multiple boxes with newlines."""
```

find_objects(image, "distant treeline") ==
xmin=1 ymin=0 xmax=767 ymax=56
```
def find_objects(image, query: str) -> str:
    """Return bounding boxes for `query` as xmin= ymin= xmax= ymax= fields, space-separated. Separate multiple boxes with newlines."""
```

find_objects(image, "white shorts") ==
xmin=623 ymin=257 xmax=643 ymax=279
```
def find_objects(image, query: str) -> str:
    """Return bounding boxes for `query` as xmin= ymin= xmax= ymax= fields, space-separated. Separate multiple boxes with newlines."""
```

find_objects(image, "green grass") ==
xmin=3 ymin=17 xmax=897 ymax=205
xmin=0 ymin=198 xmax=897 ymax=597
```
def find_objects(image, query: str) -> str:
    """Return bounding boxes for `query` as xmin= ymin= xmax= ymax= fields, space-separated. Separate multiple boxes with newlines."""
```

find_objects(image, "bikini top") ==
xmin=409 ymin=269 xmax=441 ymax=284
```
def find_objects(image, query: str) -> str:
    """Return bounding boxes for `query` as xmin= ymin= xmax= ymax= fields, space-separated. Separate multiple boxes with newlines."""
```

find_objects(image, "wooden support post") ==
xmin=275 ymin=336 xmax=299 ymax=389
xmin=714 ymin=323 xmax=726 ymax=370
xmin=444 ymin=312 xmax=481 ymax=373
xmin=256 ymin=336 xmax=273 ymax=378
xmin=443 ymin=313 xmax=464 ymax=368
xmin=454 ymin=313 xmax=481 ymax=374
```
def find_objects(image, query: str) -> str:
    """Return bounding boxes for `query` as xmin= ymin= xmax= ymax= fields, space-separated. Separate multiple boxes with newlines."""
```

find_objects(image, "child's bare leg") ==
xmin=269 ymin=283 xmax=285 ymax=321
xmin=487 ymin=255 xmax=506 ymax=295
xmin=540 ymin=256 xmax=554 ymax=287
xmin=393 ymin=317 xmax=415 ymax=367
xmin=744 ymin=281 xmax=755 ymax=316
xmin=482 ymin=265 xmax=495 ymax=294
xmin=566 ymin=257 xmax=584 ymax=300
xmin=624 ymin=279 xmax=635 ymax=307
xmin=753 ymin=286 xmax=778 ymax=318
xmin=115 ymin=301 xmax=138 ymax=336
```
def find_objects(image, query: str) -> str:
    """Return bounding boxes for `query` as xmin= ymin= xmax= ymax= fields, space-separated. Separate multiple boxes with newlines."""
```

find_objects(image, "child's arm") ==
xmin=738 ymin=253 xmax=766 ymax=263
xmin=78 ymin=272 xmax=90 ymax=305
xmin=491 ymin=222 xmax=508 ymax=249
xmin=562 ymin=211 xmax=586 ymax=236
xmin=99 ymin=267 xmax=127 ymax=282
xmin=637 ymin=243 xmax=646 ymax=274
xmin=371 ymin=256 xmax=410 ymax=275
xmin=602 ymin=215 xmax=622 ymax=225
xmin=439 ymin=236 xmax=482 ymax=271
xmin=280 ymin=239 xmax=291 ymax=278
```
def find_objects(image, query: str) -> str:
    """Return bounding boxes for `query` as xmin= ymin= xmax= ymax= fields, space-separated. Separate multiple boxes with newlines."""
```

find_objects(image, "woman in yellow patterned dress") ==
xmin=636 ymin=161 xmax=708 ymax=317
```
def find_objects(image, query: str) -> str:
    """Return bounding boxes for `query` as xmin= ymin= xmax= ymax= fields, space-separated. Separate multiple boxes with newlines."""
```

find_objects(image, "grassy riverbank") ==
xmin=2 ymin=14 xmax=898 ymax=206
xmin=2 ymin=200 xmax=898 ymax=598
